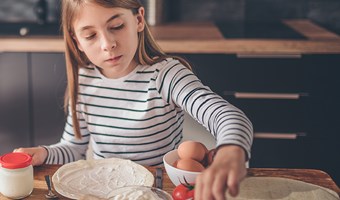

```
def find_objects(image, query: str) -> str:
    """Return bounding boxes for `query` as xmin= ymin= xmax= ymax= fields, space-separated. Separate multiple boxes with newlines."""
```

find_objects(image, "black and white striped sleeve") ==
xmin=156 ymin=59 xmax=253 ymax=159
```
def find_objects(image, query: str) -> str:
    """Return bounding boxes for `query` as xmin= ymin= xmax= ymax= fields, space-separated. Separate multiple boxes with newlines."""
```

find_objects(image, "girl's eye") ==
xmin=85 ymin=34 xmax=96 ymax=40
xmin=110 ymin=24 xmax=124 ymax=30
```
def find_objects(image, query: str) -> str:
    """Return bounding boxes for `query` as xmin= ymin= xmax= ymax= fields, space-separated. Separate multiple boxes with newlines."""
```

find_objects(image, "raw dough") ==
xmin=226 ymin=177 xmax=339 ymax=200
xmin=52 ymin=158 xmax=154 ymax=199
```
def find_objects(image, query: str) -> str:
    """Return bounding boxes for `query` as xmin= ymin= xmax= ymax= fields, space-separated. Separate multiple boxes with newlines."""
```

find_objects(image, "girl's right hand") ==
xmin=13 ymin=146 xmax=48 ymax=166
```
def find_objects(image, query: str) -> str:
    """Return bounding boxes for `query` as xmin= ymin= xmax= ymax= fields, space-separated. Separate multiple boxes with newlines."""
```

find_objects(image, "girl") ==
xmin=15 ymin=0 xmax=253 ymax=199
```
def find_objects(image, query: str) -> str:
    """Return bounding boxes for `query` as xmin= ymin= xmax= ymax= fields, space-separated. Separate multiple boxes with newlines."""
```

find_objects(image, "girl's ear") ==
xmin=72 ymin=33 xmax=84 ymax=52
xmin=136 ymin=7 xmax=145 ymax=32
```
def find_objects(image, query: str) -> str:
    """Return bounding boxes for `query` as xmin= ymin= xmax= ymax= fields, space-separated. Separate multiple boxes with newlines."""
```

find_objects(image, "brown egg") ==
xmin=172 ymin=159 xmax=179 ymax=168
xmin=176 ymin=158 xmax=205 ymax=172
xmin=178 ymin=141 xmax=208 ymax=162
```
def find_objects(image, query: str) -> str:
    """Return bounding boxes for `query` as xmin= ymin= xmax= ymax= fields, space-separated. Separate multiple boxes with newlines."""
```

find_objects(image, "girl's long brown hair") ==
xmin=61 ymin=0 xmax=191 ymax=139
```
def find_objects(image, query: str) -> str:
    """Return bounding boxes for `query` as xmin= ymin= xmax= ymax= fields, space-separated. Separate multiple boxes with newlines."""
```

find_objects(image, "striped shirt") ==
xmin=44 ymin=58 xmax=253 ymax=166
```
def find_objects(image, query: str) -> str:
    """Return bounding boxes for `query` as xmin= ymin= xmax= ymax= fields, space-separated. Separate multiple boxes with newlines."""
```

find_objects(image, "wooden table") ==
xmin=0 ymin=165 xmax=339 ymax=199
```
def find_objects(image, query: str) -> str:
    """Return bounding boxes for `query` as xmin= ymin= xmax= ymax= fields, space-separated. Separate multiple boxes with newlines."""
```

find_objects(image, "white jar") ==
xmin=0 ymin=152 xmax=34 ymax=199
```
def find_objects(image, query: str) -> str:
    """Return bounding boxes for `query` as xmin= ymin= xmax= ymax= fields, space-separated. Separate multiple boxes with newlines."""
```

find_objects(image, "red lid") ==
xmin=0 ymin=152 xmax=32 ymax=169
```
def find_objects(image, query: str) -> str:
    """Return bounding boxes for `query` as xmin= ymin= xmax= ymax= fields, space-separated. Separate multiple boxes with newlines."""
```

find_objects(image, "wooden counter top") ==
xmin=0 ymin=165 xmax=339 ymax=199
xmin=1 ymin=20 xmax=340 ymax=54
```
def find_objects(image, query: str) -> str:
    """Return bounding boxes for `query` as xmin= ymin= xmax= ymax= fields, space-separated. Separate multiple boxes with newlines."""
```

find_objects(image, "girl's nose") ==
xmin=101 ymin=33 xmax=116 ymax=51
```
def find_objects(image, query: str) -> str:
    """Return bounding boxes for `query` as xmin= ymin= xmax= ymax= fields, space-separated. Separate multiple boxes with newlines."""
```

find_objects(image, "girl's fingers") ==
xmin=227 ymin=166 xmax=246 ymax=197
xmin=211 ymin=171 xmax=227 ymax=200
xmin=12 ymin=147 xmax=46 ymax=166
xmin=196 ymin=170 xmax=216 ymax=200
xmin=13 ymin=147 xmax=33 ymax=156
xmin=31 ymin=156 xmax=42 ymax=166
xmin=227 ymin=170 xmax=239 ymax=197
xmin=13 ymin=148 xmax=23 ymax=153
xmin=195 ymin=174 xmax=203 ymax=200
xmin=201 ymin=171 xmax=214 ymax=200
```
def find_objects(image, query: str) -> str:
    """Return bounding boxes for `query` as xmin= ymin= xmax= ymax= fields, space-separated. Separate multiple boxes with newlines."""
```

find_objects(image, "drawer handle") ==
xmin=254 ymin=132 xmax=307 ymax=140
xmin=236 ymin=53 xmax=301 ymax=58
xmin=224 ymin=92 xmax=308 ymax=100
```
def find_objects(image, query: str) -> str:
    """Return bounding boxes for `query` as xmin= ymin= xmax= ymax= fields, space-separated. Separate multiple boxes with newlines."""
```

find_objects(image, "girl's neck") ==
xmin=99 ymin=60 xmax=139 ymax=79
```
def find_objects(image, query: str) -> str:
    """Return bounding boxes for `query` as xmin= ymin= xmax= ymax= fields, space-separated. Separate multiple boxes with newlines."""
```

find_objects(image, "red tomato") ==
xmin=172 ymin=183 xmax=195 ymax=200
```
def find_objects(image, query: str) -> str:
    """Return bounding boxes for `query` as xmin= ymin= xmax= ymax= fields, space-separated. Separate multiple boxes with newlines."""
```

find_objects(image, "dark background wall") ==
xmin=0 ymin=0 xmax=340 ymax=33
xmin=0 ymin=0 xmax=59 ymax=23
xmin=174 ymin=0 xmax=340 ymax=34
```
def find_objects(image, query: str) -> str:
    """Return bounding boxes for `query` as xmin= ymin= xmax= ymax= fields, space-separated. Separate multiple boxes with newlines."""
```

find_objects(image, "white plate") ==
xmin=52 ymin=158 xmax=154 ymax=199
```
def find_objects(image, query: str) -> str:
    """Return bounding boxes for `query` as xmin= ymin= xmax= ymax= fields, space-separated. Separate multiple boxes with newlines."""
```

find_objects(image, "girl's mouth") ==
xmin=106 ymin=55 xmax=122 ymax=63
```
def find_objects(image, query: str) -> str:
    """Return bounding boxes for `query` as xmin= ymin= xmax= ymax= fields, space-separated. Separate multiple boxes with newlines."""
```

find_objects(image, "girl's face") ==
xmin=73 ymin=3 xmax=145 ymax=79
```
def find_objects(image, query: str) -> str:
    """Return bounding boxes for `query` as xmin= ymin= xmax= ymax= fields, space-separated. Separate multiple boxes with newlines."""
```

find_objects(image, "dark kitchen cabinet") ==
xmin=0 ymin=53 xmax=31 ymax=154
xmin=31 ymin=53 xmax=67 ymax=146
xmin=178 ymin=53 xmax=340 ymax=185
xmin=0 ymin=52 xmax=67 ymax=154
xmin=303 ymin=54 xmax=340 ymax=139
xmin=302 ymin=54 xmax=340 ymax=186
xmin=250 ymin=138 xmax=309 ymax=168
xmin=180 ymin=53 xmax=308 ymax=133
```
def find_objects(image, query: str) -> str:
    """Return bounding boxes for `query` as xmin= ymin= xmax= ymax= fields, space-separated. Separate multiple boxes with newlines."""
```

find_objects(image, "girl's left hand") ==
xmin=194 ymin=145 xmax=247 ymax=200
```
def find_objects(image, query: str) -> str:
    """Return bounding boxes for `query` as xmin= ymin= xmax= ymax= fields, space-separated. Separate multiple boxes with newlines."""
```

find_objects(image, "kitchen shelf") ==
xmin=1 ymin=20 xmax=340 ymax=54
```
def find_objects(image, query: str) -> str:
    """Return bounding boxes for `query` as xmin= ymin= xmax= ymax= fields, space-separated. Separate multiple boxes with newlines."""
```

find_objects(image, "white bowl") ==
xmin=163 ymin=149 xmax=201 ymax=186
